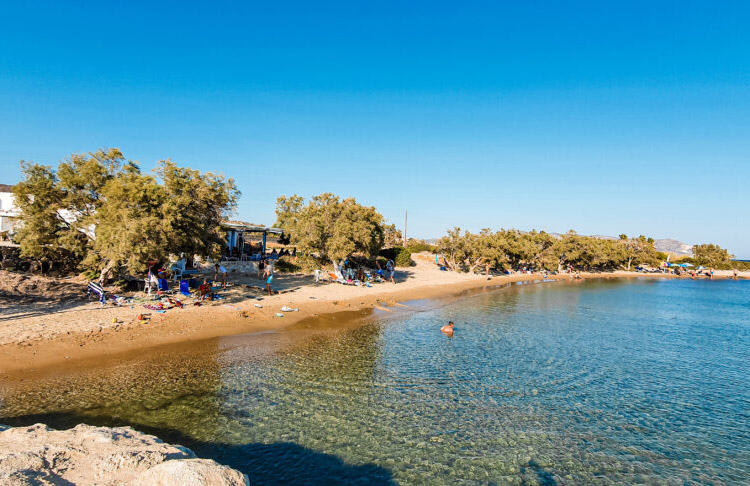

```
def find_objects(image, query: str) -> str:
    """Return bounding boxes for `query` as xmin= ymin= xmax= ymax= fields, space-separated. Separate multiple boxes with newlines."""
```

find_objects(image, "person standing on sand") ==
xmin=441 ymin=321 xmax=454 ymax=336
xmin=214 ymin=264 xmax=228 ymax=288
xmin=266 ymin=270 xmax=274 ymax=295
xmin=257 ymin=258 xmax=265 ymax=280
xmin=734 ymin=269 xmax=738 ymax=280
xmin=386 ymin=259 xmax=395 ymax=284
xmin=265 ymin=258 xmax=274 ymax=279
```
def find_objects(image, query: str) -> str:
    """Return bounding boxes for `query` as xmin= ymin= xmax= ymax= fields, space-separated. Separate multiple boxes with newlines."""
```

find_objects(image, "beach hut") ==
xmin=223 ymin=221 xmax=284 ymax=259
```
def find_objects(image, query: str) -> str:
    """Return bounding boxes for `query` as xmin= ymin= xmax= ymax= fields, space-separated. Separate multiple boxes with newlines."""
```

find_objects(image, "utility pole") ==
xmin=404 ymin=210 xmax=407 ymax=246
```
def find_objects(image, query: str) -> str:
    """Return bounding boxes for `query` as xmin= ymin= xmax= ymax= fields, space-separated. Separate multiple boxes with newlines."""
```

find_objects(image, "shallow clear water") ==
xmin=1 ymin=279 xmax=749 ymax=485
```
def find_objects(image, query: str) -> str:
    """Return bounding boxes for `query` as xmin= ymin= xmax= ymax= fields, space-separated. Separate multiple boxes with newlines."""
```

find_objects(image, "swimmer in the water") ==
xmin=441 ymin=321 xmax=455 ymax=336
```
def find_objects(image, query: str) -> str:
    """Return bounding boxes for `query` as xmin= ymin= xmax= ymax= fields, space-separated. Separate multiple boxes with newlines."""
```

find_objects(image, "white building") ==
xmin=0 ymin=184 xmax=20 ymax=235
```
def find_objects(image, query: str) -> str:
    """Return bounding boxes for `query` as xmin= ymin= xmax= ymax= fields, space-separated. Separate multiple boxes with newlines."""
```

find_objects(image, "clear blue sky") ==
xmin=1 ymin=1 xmax=748 ymax=256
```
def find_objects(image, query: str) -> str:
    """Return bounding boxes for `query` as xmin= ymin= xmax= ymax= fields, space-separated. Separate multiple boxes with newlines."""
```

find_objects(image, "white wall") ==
xmin=0 ymin=192 xmax=20 ymax=233
xmin=0 ymin=192 xmax=18 ymax=215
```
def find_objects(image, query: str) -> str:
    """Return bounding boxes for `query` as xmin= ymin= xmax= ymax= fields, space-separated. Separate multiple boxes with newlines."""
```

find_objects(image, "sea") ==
xmin=1 ymin=278 xmax=748 ymax=485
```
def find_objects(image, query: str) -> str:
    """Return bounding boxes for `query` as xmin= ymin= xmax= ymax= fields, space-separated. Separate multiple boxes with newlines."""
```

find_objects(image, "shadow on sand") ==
xmin=1 ymin=412 xmax=395 ymax=485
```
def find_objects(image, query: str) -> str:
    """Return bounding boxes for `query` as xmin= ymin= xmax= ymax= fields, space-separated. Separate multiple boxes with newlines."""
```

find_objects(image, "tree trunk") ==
xmin=99 ymin=260 xmax=116 ymax=285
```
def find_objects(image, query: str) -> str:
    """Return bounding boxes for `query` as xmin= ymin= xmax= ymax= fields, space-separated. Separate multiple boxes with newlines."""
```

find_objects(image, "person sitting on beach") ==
xmin=214 ymin=264 xmax=228 ymax=288
xmin=198 ymin=279 xmax=210 ymax=300
xmin=375 ymin=260 xmax=384 ymax=280
xmin=441 ymin=321 xmax=455 ymax=336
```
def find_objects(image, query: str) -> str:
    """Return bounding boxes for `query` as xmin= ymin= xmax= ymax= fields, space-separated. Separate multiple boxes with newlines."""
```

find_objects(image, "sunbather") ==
xmin=199 ymin=279 xmax=210 ymax=300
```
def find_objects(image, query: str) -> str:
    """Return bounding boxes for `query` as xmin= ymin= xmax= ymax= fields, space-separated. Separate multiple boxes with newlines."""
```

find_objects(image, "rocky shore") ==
xmin=0 ymin=423 xmax=248 ymax=486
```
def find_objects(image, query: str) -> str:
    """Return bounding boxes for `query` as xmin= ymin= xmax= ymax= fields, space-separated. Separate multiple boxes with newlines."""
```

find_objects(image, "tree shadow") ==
xmin=1 ymin=412 xmax=396 ymax=486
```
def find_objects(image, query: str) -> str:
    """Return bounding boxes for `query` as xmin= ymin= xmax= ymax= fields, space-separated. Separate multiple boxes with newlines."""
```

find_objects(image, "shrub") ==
xmin=379 ymin=247 xmax=413 ymax=267
xmin=406 ymin=242 xmax=437 ymax=253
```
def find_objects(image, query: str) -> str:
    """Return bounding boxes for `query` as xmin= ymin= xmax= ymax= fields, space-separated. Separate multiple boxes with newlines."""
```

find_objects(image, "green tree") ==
xmin=437 ymin=227 xmax=471 ymax=271
xmin=157 ymin=160 xmax=239 ymax=260
xmin=692 ymin=243 xmax=732 ymax=267
xmin=13 ymin=149 xmax=239 ymax=279
xmin=472 ymin=229 xmax=508 ymax=275
xmin=383 ymin=223 xmax=403 ymax=248
xmin=12 ymin=162 xmax=67 ymax=265
xmin=88 ymin=165 xmax=166 ymax=277
xmin=620 ymin=235 xmax=659 ymax=270
xmin=274 ymin=193 xmax=385 ymax=263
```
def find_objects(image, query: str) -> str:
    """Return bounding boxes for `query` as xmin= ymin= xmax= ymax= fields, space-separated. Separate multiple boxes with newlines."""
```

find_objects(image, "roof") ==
xmin=223 ymin=220 xmax=284 ymax=234
xmin=0 ymin=184 xmax=15 ymax=192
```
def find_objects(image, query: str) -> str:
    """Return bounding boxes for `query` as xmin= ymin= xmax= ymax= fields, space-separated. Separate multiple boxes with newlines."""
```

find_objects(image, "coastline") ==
xmin=1 ymin=258 xmax=744 ymax=378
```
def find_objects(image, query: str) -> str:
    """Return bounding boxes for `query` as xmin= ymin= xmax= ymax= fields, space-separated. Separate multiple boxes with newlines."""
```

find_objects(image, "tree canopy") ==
xmin=438 ymin=228 xmax=661 ymax=273
xmin=274 ymin=193 xmax=385 ymax=262
xmin=13 ymin=149 xmax=238 ymax=278
xmin=692 ymin=243 xmax=732 ymax=267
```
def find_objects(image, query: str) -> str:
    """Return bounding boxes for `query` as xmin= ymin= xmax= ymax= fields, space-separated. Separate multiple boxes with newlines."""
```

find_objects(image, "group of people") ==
xmin=333 ymin=258 xmax=396 ymax=285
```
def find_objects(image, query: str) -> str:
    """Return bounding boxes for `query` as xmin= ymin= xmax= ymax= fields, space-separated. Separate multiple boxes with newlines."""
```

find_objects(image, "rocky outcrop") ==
xmin=0 ymin=423 xmax=248 ymax=486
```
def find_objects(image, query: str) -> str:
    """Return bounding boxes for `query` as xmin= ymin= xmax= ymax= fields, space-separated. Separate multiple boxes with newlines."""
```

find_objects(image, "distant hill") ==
xmin=654 ymin=238 xmax=693 ymax=256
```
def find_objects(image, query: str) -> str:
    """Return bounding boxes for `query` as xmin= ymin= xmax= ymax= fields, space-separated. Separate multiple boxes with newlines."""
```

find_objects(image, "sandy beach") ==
xmin=1 ymin=253 xmax=746 ymax=378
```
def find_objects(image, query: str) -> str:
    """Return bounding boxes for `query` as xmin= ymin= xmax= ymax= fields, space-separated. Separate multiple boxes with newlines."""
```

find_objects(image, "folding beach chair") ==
xmin=87 ymin=281 xmax=106 ymax=305
xmin=179 ymin=279 xmax=192 ymax=297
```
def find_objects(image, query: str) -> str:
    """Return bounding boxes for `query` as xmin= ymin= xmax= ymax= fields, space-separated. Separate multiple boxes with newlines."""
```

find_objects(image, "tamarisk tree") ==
xmin=274 ymin=193 xmax=385 ymax=262
xmin=13 ymin=149 xmax=238 ymax=279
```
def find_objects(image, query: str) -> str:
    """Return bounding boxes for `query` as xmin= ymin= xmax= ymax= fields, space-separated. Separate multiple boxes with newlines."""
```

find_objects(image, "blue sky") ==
xmin=1 ymin=1 xmax=748 ymax=256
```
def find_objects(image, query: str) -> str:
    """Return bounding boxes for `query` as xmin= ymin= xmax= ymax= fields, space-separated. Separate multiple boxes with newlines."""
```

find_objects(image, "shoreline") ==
xmin=1 ymin=262 xmax=744 ymax=379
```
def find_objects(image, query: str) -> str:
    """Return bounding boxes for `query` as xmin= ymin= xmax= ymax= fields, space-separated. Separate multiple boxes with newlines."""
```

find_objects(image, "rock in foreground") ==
xmin=0 ymin=423 xmax=248 ymax=486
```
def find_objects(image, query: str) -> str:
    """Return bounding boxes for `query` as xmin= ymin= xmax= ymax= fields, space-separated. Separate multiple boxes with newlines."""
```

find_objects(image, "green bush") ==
xmin=379 ymin=247 xmax=413 ymax=267
xmin=406 ymin=242 xmax=437 ymax=253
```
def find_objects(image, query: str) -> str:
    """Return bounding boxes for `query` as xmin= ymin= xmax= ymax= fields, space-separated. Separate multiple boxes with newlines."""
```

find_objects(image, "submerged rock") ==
xmin=0 ymin=423 xmax=248 ymax=486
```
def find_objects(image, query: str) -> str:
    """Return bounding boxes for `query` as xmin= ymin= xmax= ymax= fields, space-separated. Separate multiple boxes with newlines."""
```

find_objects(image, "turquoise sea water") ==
xmin=1 ymin=278 xmax=749 ymax=484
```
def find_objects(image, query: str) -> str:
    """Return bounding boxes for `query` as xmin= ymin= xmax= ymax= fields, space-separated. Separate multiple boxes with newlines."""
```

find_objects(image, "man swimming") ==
xmin=441 ymin=321 xmax=455 ymax=336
